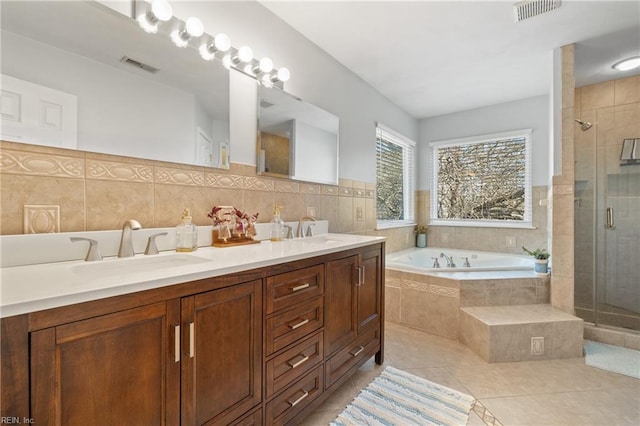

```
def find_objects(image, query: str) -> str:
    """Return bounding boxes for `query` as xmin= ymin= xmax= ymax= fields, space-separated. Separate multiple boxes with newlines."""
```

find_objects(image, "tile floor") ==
xmin=303 ymin=322 xmax=640 ymax=425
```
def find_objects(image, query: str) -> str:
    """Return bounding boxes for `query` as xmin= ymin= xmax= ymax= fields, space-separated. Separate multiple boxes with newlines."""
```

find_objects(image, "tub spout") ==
xmin=440 ymin=252 xmax=455 ymax=268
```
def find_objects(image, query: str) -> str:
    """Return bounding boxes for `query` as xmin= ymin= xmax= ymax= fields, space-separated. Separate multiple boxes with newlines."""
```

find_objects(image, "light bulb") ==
xmin=276 ymin=67 xmax=290 ymax=82
xmin=237 ymin=46 xmax=253 ymax=63
xmin=137 ymin=0 xmax=172 ymax=33
xmin=612 ymin=56 xmax=640 ymax=71
xmin=259 ymin=57 xmax=274 ymax=73
xmin=185 ymin=17 xmax=204 ymax=37
xmin=214 ymin=33 xmax=231 ymax=52
xmin=151 ymin=0 xmax=172 ymax=22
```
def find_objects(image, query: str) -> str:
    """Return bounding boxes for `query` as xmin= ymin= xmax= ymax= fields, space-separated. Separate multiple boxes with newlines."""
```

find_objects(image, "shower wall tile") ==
xmin=580 ymin=80 xmax=615 ymax=110
xmin=614 ymin=75 xmax=640 ymax=105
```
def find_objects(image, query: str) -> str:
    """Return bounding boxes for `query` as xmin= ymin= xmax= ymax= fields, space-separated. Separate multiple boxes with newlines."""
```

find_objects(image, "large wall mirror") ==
xmin=258 ymin=85 xmax=339 ymax=185
xmin=1 ymin=0 xmax=230 ymax=169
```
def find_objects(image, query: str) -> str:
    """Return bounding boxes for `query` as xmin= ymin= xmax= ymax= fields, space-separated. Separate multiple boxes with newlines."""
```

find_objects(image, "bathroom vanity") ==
xmin=1 ymin=234 xmax=384 ymax=425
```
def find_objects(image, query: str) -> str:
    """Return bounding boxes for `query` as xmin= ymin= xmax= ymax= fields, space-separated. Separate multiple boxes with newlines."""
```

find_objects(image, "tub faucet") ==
xmin=118 ymin=219 xmax=142 ymax=258
xmin=431 ymin=257 xmax=440 ymax=268
xmin=296 ymin=216 xmax=316 ymax=238
xmin=440 ymin=252 xmax=455 ymax=268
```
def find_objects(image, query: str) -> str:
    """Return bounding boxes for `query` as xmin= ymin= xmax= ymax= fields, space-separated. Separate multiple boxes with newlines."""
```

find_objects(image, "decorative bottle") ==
xmin=176 ymin=208 xmax=198 ymax=252
xmin=270 ymin=205 xmax=284 ymax=242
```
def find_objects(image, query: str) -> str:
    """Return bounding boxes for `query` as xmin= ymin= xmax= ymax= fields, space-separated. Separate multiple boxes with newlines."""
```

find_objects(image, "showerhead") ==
xmin=575 ymin=119 xmax=593 ymax=131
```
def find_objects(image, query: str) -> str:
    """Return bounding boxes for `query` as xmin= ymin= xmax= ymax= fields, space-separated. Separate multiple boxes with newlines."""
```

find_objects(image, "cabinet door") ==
xmin=181 ymin=280 xmax=262 ymax=426
xmin=324 ymin=255 xmax=358 ymax=355
xmin=356 ymin=248 xmax=382 ymax=335
xmin=30 ymin=301 xmax=181 ymax=426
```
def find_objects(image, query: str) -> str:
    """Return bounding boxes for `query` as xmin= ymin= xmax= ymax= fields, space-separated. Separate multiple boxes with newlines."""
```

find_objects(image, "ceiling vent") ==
xmin=120 ymin=56 xmax=159 ymax=74
xmin=513 ymin=0 xmax=562 ymax=22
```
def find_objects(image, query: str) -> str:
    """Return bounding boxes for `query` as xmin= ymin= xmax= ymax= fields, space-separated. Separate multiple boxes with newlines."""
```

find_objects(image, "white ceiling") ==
xmin=261 ymin=0 xmax=640 ymax=119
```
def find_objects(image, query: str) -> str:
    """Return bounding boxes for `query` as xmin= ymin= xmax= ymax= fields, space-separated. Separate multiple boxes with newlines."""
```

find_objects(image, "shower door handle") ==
xmin=606 ymin=207 xmax=615 ymax=230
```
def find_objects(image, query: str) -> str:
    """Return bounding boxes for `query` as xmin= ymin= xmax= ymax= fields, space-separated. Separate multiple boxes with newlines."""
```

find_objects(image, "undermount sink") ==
xmin=298 ymin=235 xmax=342 ymax=245
xmin=71 ymin=253 xmax=211 ymax=276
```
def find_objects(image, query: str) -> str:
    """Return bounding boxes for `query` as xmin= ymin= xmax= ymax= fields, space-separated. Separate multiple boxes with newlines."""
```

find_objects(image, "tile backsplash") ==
xmin=0 ymin=140 xmax=412 ymax=251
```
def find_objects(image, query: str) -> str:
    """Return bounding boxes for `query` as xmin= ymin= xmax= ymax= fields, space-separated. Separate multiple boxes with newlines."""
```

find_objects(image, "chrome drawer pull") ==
xmin=290 ymin=282 xmax=310 ymax=292
xmin=287 ymin=390 xmax=309 ymax=407
xmin=288 ymin=318 xmax=310 ymax=330
xmin=287 ymin=354 xmax=310 ymax=369
xmin=174 ymin=325 xmax=181 ymax=363
xmin=350 ymin=346 xmax=364 ymax=357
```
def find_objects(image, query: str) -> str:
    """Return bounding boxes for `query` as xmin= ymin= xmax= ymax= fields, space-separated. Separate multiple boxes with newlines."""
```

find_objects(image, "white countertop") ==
xmin=0 ymin=233 xmax=384 ymax=318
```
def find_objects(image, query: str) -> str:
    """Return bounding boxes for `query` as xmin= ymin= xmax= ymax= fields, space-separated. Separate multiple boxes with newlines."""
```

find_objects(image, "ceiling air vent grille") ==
xmin=513 ymin=0 xmax=562 ymax=22
xmin=120 ymin=56 xmax=159 ymax=74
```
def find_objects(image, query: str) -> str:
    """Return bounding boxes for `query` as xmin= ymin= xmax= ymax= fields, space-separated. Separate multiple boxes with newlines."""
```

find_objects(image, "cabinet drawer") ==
xmin=325 ymin=327 xmax=380 ymax=389
xmin=266 ymin=265 xmax=324 ymax=314
xmin=265 ymin=365 xmax=324 ymax=426
xmin=266 ymin=331 xmax=323 ymax=399
xmin=266 ymin=297 xmax=323 ymax=355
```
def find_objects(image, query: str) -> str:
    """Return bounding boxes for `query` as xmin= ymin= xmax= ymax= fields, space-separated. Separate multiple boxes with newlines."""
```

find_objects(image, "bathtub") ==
xmin=386 ymin=247 xmax=534 ymax=273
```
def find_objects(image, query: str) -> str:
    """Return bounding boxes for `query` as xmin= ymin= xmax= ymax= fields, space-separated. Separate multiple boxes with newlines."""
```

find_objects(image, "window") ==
xmin=376 ymin=124 xmax=415 ymax=228
xmin=430 ymin=129 xmax=532 ymax=228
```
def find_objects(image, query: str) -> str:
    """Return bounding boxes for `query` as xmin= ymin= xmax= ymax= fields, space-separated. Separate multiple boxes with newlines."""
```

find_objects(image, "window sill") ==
xmin=429 ymin=220 xmax=536 ymax=230
xmin=376 ymin=221 xmax=415 ymax=231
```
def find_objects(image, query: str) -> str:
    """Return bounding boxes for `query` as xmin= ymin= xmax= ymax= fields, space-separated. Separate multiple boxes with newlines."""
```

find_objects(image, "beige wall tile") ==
xmin=550 ymin=275 xmax=574 ymax=314
xmin=153 ymin=184 xmax=204 ymax=228
xmin=551 ymin=320 xmax=583 ymax=359
xmin=1 ymin=174 xmax=85 ymax=234
xmin=86 ymin=180 xmax=154 ymax=230
xmin=581 ymin=80 xmax=615 ymax=110
xmin=401 ymin=288 xmax=459 ymax=339
xmin=614 ymin=75 xmax=640 ymax=105
xmin=337 ymin=196 xmax=353 ymax=233
xmin=384 ymin=285 xmax=401 ymax=323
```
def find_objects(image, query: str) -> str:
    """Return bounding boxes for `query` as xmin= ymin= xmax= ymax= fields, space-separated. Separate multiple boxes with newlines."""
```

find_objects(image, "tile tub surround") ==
xmin=0 ymin=141 xmax=412 ymax=250
xmin=385 ymin=269 xmax=550 ymax=339
xmin=459 ymin=304 xmax=584 ymax=363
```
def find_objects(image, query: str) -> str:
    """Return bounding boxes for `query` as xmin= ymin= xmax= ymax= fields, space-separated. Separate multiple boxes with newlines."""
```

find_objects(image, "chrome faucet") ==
xmin=296 ymin=216 xmax=316 ymax=238
xmin=440 ymin=252 xmax=455 ymax=268
xmin=118 ymin=219 xmax=142 ymax=258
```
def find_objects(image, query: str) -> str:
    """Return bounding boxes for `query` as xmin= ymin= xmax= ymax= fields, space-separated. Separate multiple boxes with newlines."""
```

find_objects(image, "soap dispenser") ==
xmin=270 ymin=205 xmax=284 ymax=242
xmin=176 ymin=208 xmax=198 ymax=252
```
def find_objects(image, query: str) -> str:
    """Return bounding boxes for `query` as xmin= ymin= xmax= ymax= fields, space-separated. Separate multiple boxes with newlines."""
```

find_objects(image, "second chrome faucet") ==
xmin=118 ymin=219 xmax=142 ymax=258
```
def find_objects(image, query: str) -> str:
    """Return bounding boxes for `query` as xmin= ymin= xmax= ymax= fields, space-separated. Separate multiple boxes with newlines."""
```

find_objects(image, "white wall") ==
xmin=169 ymin=1 xmax=418 ymax=183
xmin=418 ymin=95 xmax=550 ymax=190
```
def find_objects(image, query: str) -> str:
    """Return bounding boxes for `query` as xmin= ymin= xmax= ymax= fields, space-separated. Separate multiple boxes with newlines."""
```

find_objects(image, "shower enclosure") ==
xmin=574 ymin=79 xmax=640 ymax=332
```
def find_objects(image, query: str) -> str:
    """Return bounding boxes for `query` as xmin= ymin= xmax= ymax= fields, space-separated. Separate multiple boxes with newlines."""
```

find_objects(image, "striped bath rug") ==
xmin=331 ymin=366 xmax=476 ymax=425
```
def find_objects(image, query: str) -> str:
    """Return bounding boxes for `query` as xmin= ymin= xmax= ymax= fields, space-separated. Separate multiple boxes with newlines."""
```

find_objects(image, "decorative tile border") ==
xmin=86 ymin=159 xmax=152 ymax=182
xmin=155 ymin=166 xmax=204 ymax=186
xmin=386 ymin=276 xmax=460 ymax=299
xmin=0 ymin=144 xmax=375 ymax=195
xmin=0 ymin=149 xmax=84 ymax=178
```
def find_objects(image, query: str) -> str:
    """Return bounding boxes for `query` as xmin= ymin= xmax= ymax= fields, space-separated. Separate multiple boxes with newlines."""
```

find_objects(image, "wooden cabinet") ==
xmin=30 ymin=301 xmax=181 ymax=425
xmin=324 ymin=247 xmax=384 ymax=389
xmin=181 ymin=280 xmax=262 ymax=425
xmin=1 ymin=241 xmax=384 ymax=426
xmin=28 ymin=279 xmax=262 ymax=426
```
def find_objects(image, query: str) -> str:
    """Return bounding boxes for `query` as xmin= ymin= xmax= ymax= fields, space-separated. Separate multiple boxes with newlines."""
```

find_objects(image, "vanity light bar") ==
xmin=135 ymin=0 xmax=290 ymax=86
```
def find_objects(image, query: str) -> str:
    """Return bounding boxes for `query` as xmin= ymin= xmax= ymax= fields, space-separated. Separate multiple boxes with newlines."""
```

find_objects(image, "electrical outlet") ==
xmin=505 ymin=235 xmax=516 ymax=248
xmin=531 ymin=337 xmax=544 ymax=355
xmin=355 ymin=207 xmax=363 ymax=221
xmin=306 ymin=206 xmax=316 ymax=218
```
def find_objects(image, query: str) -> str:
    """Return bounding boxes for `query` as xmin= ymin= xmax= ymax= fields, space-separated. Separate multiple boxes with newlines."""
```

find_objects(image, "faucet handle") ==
xmin=145 ymin=232 xmax=168 ymax=255
xmin=305 ymin=223 xmax=315 ymax=237
xmin=431 ymin=257 xmax=440 ymax=268
xmin=462 ymin=257 xmax=471 ymax=267
xmin=70 ymin=237 xmax=102 ymax=261
xmin=283 ymin=225 xmax=293 ymax=239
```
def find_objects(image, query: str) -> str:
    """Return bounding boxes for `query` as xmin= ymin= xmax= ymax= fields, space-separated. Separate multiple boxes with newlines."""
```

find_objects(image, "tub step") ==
xmin=459 ymin=304 xmax=583 ymax=363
